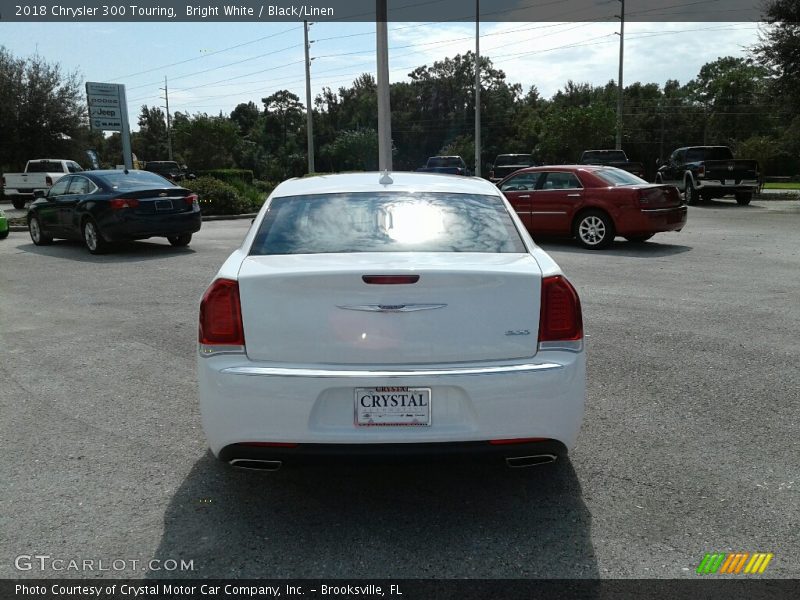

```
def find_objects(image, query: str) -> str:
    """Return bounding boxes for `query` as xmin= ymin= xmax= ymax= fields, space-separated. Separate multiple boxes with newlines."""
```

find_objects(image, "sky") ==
xmin=0 ymin=19 xmax=762 ymax=130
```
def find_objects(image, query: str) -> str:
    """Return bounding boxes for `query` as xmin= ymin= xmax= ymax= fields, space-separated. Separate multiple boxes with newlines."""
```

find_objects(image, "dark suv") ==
xmin=143 ymin=161 xmax=195 ymax=182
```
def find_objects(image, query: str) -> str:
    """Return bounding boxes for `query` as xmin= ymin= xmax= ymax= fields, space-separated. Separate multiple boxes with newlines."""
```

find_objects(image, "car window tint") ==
xmin=496 ymin=155 xmax=531 ymax=167
xmin=67 ymin=162 xmax=83 ymax=173
xmin=500 ymin=173 xmax=540 ymax=191
xmin=594 ymin=169 xmax=646 ymax=186
xmin=48 ymin=177 xmax=71 ymax=196
xmin=99 ymin=171 xmax=175 ymax=189
xmin=27 ymin=161 xmax=62 ymax=173
xmin=251 ymin=192 xmax=526 ymax=255
xmin=540 ymin=172 xmax=583 ymax=190
xmin=67 ymin=177 xmax=92 ymax=194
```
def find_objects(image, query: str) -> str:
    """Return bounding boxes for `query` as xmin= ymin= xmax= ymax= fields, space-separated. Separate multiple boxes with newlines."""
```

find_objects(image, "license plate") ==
xmin=355 ymin=387 xmax=431 ymax=427
xmin=155 ymin=199 xmax=173 ymax=211
xmin=724 ymin=179 xmax=735 ymax=186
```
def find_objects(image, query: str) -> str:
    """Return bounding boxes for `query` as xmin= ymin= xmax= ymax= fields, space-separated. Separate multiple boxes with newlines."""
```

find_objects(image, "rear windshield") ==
xmin=98 ymin=171 xmax=176 ymax=189
xmin=428 ymin=157 xmax=463 ymax=168
xmin=582 ymin=151 xmax=627 ymax=163
xmin=686 ymin=147 xmax=733 ymax=162
xmin=593 ymin=168 xmax=647 ymax=186
xmin=495 ymin=155 xmax=532 ymax=167
xmin=26 ymin=161 xmax=64 ymax=173
xmin=250 ymin=192 xmax=526 ymax=255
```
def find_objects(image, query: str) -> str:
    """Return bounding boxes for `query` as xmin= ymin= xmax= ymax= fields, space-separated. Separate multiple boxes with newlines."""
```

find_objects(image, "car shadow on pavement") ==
xmin=146 ymin=452 xmax=598 ymax=579
xmin=15 ymin=240 xmax=195 ymax=262
xmin=538 ymin=238 xmax=692 ymax=258
xmin=691 ymin=199 xmax=764 ymax=209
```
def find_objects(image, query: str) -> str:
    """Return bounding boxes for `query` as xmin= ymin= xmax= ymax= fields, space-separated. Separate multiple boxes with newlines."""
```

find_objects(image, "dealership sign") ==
xmin=86 ymin=82 xmax=125 ymax=131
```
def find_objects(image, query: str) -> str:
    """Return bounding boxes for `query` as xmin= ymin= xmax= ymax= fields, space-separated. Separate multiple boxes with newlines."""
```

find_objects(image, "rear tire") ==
xmin=0 ymin=229 xmax=9 ymax=239
xmin=82 ymin=218 xmax=109 ymax=254
xmin=684 ymin=179 xmax=699 ymax=205
xmin=11 ymin=196 xmax=26 ymax=210
xmin=29 ymin=215 xmax=53 ymax=245
xmin=625 ymin=234 xmax=654 ymax=243
xmin=574 ymin=210 xmax=615 ymax=250
xmin=735 ymin=192 xmax=752 ymax=206
xmin=168 ymin=233 xmax=192 ymax=247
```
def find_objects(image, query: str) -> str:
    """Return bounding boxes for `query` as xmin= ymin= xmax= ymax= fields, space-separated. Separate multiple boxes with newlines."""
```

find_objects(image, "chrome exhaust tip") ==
xmin=229 ymin=458 xmax=283 ymax=472
xmin=505 ymin=454 xmax=558 ymax=468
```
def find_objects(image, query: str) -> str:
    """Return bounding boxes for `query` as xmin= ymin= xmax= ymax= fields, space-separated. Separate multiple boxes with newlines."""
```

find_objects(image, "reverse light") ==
xmin=184 ymin=193 xmax=199 ymax=208
xmin=538 ymin=275 xmax=583 ymax=351
xmin=109 ymin=198 xmax=140 ymax=210
xmin=199 ymin=278 xmax=245 ymax=356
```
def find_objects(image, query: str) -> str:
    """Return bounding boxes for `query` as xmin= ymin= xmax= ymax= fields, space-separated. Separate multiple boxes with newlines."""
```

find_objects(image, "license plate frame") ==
xmin=354 ymin=386 xmax=432 ymax=427
xmin=724 ymin=179 xmax=735 ymax=186
xmin=155 ymin=199 xmax=173 ymax=211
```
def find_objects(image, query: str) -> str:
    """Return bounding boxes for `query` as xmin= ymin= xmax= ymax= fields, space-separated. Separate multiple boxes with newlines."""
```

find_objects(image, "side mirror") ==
xmin=33 ymin=190 xmax=46 ymax=199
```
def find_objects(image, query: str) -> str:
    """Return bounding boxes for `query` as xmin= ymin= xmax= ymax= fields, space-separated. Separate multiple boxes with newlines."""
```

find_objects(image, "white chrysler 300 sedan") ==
xmin=198 ymin=172 xmax=585 ymax=471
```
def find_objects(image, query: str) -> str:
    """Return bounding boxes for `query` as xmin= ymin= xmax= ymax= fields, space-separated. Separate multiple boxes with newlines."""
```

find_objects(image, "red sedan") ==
xmin=498 ymin=165 xmax=687 ymax=249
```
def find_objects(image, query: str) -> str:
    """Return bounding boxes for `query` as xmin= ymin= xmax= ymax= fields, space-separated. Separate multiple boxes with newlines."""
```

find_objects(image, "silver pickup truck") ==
xmin=2 ymin=159 xmax=83 ymax=209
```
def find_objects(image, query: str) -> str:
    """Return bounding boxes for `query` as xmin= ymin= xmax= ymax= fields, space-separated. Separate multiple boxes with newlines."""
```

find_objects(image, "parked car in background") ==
xmin=489 ymin=154 xmax=535 ymax=184
xmin=198 ymin=172 xmax=585 ymax=471
xmin=2 ymin=159 xmax=84 ymax=209
xmin=143 ymin=161 xmax=195 ymax=182
xmin=27 ymin=170 xmax=201 ymax=254
xmin=0 ymin=207 xmax=9 ymax=239
xmin=656 ymin=146 xmax=759 ymax=205
xmin=579 ymin=150 xmax=646 ymax=180
xmin=498 ymin=165 xmax=687 ymax=249
xmin=416 ymin=156 xmax=468 ymax=175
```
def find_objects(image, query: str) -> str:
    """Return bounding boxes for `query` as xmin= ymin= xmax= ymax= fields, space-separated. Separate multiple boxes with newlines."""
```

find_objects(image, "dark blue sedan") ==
xmin=27 ymin=170 xmax=202 ymax=254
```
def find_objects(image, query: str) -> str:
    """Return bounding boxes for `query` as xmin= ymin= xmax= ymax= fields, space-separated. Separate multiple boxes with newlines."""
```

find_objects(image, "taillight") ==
xmin=46 ymin=176 xmax=53 ymax=186
xmin=184 ymin=193 xmax=199 ymax=208
xmin=538 ymin=275 xmax=583 ymax=350
xmin=697 ymin=165 xmax=705 ymax=178
xmin=199 ymin=278 xmax=245 ymax=355
xmin=109 ymin=198 xmax=140 ymax=210
xmin=489 ymin=171 xmax=495 ymax=179
xmin=362 ymin=275 xmax=420 ymax=285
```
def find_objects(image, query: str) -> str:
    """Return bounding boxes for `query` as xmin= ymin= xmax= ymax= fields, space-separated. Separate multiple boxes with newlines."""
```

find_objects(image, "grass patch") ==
xmin=764 ymin=182 xmax=800 ymax=190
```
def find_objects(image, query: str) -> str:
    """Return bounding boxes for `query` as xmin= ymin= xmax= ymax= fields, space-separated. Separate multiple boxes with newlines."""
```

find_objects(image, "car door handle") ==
xmin=518 ymin=194 xmax=530 ymax=198
xmin=567 ymin=193 xmax=581 ymax=197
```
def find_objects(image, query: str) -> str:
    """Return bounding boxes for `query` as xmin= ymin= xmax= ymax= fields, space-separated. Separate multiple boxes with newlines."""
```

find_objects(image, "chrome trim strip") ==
xmin=531 ymin=211 xmax=568 ymax=215
xmin=641 ymin=207 xmax=685 ymax=213
xmin=221 ymin=362 xmax=564 ymax=378
xmin=200 ymin=344 xmax=246 ymax=357
xmin=337 ymin=303 xmax=447 ymax=313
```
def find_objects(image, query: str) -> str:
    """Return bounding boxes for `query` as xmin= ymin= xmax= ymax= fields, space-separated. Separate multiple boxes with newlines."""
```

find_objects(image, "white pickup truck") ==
xmin=2 ymin=159 xmax=84 ymax=209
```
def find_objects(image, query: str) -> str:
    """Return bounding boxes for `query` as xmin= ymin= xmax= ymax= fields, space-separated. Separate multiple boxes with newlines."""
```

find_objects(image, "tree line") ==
xmin=1 ymin=1 xmax=797 ymax=182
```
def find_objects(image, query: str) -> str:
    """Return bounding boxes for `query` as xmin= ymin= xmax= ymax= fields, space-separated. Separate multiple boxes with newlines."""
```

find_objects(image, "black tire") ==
xmin=0 ymin=229 xmax=9 ymax=239
xmin=82 ymin=218 xmax=109 ymax=254
xmin=655 ymin=174 xmax=663 ymax=184
xmin=683 ymin=178 xmax=699 ymax=205
xmin=625 ymin=234 xmax=654 ymax=243
xmin=168 ymin=233 xmax=192 ymax=247
xmin=28 ymin=215 xmax=53 ymax=245
xmin=11 ymin=196 xmax=26 ymax=210
xmin=574 ymin=210 xmax=615 ymax=249
xmin=735 ymin=192 xmax=752 ymax=206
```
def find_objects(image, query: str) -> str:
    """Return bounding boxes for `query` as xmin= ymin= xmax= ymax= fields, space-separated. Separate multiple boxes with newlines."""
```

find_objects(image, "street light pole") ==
xmin=615 ymin=0 xmax=625 ymax=150
xmin=474 ymin=0 xmax=481 ymax=177
xmin=376 ymin=0 xmax=392 ymax=171
xmin=160 ymin=76 xmax=173 ymax=161
xmin=304 ymin=20 xmax=315 ymax=174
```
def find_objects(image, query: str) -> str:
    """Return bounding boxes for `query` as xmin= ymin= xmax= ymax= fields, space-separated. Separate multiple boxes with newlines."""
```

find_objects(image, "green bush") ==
xmin=194 ymin=168 xmax=254 ymax=185
xmin=185 ymin=176 xmax=250 ymax=215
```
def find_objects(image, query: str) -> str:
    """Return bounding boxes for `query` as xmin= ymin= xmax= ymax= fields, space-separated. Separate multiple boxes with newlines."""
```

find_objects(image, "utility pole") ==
xmin=160 ymin=76 xmax=173 ymax=160
xmin=304 ymin=21 xmax=315 ymax=174
xmin=474 ymin=0 xmax=481 ymax=177
xmin=615 ymin=0 xmax=625 ymax=150
xmin=376 ymin=0 xmax=392 ymax=171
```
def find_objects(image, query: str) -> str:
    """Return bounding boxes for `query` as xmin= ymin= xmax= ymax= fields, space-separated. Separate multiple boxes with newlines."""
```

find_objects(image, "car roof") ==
xmin=271 ymin=172 xmax=500 ymax=197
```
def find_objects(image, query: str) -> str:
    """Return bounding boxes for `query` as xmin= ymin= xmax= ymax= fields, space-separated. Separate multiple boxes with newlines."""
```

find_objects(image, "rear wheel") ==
xmin=574 ymin=210 xmax=614 ymax=249
xmin=684 ymin=179 xmax=699 ymax=205
xmin=735 ymin=192 xmax=752 ymax=206
xmin=168 ymin=233 xmax=192 ymax=247
xmin=82 ymin=218 xmax=109 ymax=254
xmin=625 ymin=234 xmax=654 ymax=243
xmin=29 ymin=215 xmax=53 ymax=245
xmin=11 ymin=196 xmax=26 ymax=210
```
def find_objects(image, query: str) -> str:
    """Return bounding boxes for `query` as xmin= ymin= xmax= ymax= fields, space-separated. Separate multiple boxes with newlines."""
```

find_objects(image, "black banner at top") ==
xmin=1 ymin=0 xmax=767 ymax=23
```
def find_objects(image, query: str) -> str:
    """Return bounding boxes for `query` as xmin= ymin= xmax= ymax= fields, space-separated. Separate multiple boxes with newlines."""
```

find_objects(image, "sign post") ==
xmin=86 ymin=82 xmax=133 ymax=169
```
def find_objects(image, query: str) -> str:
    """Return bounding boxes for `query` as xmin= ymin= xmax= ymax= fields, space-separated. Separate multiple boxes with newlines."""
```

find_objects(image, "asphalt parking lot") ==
xmin=1 ymin=198 xmax=798 ymax=580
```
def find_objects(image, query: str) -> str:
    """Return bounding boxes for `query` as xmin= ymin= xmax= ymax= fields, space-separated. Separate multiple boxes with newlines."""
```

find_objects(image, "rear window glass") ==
xmin=98 ymin=171 xmax=176 ymax=189
xmin=428 ymin=157 xmax=464 ymax=168
xmin=27 ymin=161 xmax=63 ymax=173
xmin=495 ymin=155 xmax=532 ymax=167
xmin=686 ymin=147 xmax=733 ymax=162
xmin=582 ymin=151 xmax=627 ymax=163
xmin=593 ymin=168 xmax=647 ymax=186
xmin=250 ymin=192 xmax=526 ymax=255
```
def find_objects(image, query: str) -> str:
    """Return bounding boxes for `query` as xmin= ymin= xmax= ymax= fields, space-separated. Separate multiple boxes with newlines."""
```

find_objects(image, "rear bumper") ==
xmin=198 ymin=350 xmax=586 ymax=457
xmin=618 ymin=205 xmax=687 ymax=235
xmin=696 ymin=180 xmax=758 ymax=194
xmin=101 ymin=210 xmax=202 ymax=241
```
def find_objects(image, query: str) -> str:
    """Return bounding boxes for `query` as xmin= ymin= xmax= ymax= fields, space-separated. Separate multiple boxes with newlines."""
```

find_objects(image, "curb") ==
xmin=6 ymin=212 xmax=258 ymax=232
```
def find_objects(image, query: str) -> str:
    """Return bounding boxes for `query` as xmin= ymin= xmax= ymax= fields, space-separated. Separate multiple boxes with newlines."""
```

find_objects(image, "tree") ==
xmin=261 ymin=90 xmax=304 ymax=150
xmin=230 ymin=101 xmax=260 ymax=137
xmin=133 ymin=105 xmax=168 ymax=160
xmin=172 ymin=113 xmax=239 ymax=170
xmin=753 ymin=0 xmax=800 ymax=111
xmin=321 ymin=129 xmax=379 ymax=171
